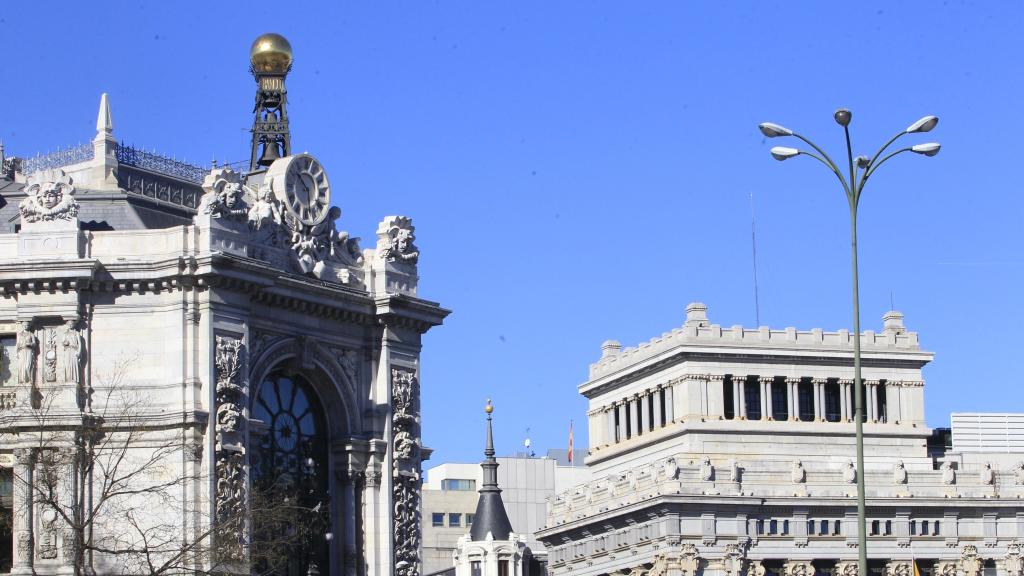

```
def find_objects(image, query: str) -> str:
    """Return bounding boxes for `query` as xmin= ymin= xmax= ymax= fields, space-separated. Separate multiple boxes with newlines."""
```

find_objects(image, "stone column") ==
xmin=761 ymin=376 xmax=774 ymax=420
xmin=736 ymin=376 xmax=747 ymax=419
xmin=616 ymin=402 xmax=626 ymax=439
xmin=654 ymin=388 xmax=665 ymax=428
xmin=638 ymin=391 xmax=647 ymax=432
xmin=787 ymin=377 xmax=801 ymax=421
xmin=11 ymin=448 xmax=35 ymax=576
xmin=606 ymin=407 xmax=617 ymax=443
xmin=731 ymin=377 xmax=741 ymax=419
xmin=811 ymin=378 xmax=822 ymax=421
xmin=839 ymin=378 xmax=853 ymax=421
xmin=865 ymin=380 xmax=878 ymax=422
xmin=664 ymin=385 xmax=674 ymax=423
xmin=338 ymin=469 xmax=358 ymax=576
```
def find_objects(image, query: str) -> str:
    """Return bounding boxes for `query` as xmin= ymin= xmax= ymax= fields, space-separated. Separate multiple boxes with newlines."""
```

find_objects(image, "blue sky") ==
xmin=3 ymin=2 xmax=1023 ymax=465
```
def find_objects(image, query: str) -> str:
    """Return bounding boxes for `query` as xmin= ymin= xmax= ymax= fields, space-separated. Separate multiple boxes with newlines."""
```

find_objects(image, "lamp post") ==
xmin=758 ymin=110 xmax=940 ymax=575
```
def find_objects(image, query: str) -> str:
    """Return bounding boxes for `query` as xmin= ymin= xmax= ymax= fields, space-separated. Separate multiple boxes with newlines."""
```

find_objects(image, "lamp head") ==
xmin=834 ymin=108 xmax=852 ymax=127
xmin=906 ymin=115 xmax=939 ymax=134
xmin=759 ymin=122 xmax=793 ymax=138
xmin=770 ymin=146 xmax=800 ymax=161
xmin=911 ymin=143 xmax=941 ymax=157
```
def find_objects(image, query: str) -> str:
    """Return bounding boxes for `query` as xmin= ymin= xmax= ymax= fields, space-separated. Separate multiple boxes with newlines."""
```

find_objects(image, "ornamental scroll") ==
xmin=214 ymin=336 xmax=247 ymax=562
xmin=392 ymin=368 xmax=421 ymax=576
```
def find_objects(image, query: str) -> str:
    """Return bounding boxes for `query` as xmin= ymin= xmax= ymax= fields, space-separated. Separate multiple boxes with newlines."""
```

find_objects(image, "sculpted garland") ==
xmin=391 ymin=368 xmax=422 ymax=576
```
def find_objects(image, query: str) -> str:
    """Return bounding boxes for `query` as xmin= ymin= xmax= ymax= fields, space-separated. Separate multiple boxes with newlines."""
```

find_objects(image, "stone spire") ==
xmin=469 ymin=400 xmax=514 ymax=541
xmin=96 ymin=93 xmax=113 ymax=135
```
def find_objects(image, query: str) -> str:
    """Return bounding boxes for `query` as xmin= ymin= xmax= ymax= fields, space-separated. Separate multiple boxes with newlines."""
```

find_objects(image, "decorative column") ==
xmin=664 ymin=385 xmax=674 ymax=424
xmin=11 ymin=448 xmax=35 ymax=576
xmin=654 ymin=389 xmax=665 ymax=428
xmin=865 ymin=380 xmax=878 ymax=422
xmin=760 ymin=376 xmax=774 ymax=420
xmin=708 ymin=374 xmax=726 ymax=419
xmin=839 ymin=378 xmax=853 ymax=421
xmin=813 ymin=378 xmax=827 ymax=421
xmin=731 ymin=377 xmax=741 ymax=419
xmin=787 ymin=377 xmax=801 ymax=421
xmin=736 ymin=376 xmax=747 ymax=419
xmin=391 ymin=368 xmax=422 ymax=576
xmin=639 ymin=393 xmax=649 ymax=433
xmin=606 ymin=407 xmax=617 ymax=443
xmin=616 ymin=402 xmax=626 ymax=440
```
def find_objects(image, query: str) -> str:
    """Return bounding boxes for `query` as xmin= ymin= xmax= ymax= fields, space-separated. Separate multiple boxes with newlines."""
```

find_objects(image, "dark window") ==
xmin=798 ymin=379 xmax=815 ymax=421
xmin=885 ymin=520 xmax=892 ymax=536
xmin=771 ymin=379 xmax=788 ymax=420
xmin=251 ymin=372 xmax=330 ymax=576
xmin=921 ymin=520 xmax=929 ymax=535
xmin=498 ymin=560 xmax=510 ymax=576
xmin=833 ymin=520 xmax=841 ymax=535
xmin=744 ymin=377 xmax=761 ymax=420
xmin=648 ymin=394 xmax=656 ymax=431
xmin=871 ymin=520 xmax=880 ymax=535
xmin=471 ymin=561 xmax=482 ymax=576
xmin=878 ymin=380 xmax=888 ymax=422
xmin=825 ymin=380 xmax=842 ymax=422
xmin=782 ymin=520 xmax=789 ymax=535
xmin=820 ymin=519 xmax=828 ymax=535
xmin=625 ymin=403 xmax=632 ymax=439
xmin=614 ymin=408 xmax=621 ymax=442
xmin=449 ymin=513 xmax=461 ymax=527
xmin=769 ymin=519 xmax=778 ymax=535
xmin=757 ymin=519 xmax=765 ymax=534
xmin=466 ymin=513 xmax=474 ymax=526
xmin=432 ymin=513 xmax=444 ymax=527
xmin=910 ymin=521 xmax=917 ymax=536
xmin=658 ymin=390 xmax=666 ymax=427
xmin=807 ymin=519 xmax=815 ymax=535
xmin=723 ymin=378 xmax=735 ymax=420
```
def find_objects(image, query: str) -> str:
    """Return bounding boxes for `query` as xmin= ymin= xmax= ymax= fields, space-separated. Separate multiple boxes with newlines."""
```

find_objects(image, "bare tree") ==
xmin=10 ymin=354 xmax=325 ymax=576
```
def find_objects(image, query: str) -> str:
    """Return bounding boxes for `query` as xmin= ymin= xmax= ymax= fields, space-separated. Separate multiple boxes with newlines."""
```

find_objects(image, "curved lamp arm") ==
xmin=792 ymin=133 xmax=852 ymax=196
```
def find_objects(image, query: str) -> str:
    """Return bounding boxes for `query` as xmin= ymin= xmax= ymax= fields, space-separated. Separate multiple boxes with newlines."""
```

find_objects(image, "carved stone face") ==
xmin=41 ymin=184 xmax=63 ymax=209
xmin=222 ymin=183 xmax=242 ymax=208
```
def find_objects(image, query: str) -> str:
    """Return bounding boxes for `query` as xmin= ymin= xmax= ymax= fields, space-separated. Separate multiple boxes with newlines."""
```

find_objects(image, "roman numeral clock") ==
xmin=266 ymin=153 xmax=331 ymax=226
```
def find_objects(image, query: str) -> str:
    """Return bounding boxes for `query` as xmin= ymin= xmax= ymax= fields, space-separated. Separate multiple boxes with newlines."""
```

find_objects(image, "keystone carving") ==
xmin=20 ymin=170 xmax=79 ymax=223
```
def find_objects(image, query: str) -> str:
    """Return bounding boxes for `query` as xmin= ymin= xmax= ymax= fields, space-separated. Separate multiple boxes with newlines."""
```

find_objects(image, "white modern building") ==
xmin=423 ymin=451 xmax=590 ymax=574
xmin=0 ymin=34 xmax=448 ymax=576
xmin=536 ymin=303 xmax=1024 ymax=576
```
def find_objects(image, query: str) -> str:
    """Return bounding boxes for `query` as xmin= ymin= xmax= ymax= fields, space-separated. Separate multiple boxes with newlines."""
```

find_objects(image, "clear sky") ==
xmin=3 ymin=2 xmax=1023 ymax=466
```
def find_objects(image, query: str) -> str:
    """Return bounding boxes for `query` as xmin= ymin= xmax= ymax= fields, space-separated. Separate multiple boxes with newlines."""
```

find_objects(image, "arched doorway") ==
xmin=251 ymin=371 xmax=330 ymax=576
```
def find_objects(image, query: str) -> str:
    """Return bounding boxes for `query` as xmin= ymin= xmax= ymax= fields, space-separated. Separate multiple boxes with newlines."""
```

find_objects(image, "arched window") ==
xmin=251 ymin=371 xmax=330 ymax=576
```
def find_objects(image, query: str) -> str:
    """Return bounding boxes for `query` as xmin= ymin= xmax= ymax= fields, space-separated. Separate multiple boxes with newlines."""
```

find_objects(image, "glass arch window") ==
xmin=251 ymin=371 xmax=330 ymax=576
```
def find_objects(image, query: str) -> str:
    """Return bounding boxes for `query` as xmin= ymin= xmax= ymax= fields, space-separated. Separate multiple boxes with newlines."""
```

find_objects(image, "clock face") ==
xmin=273 ymin=154 xmax=330 ymax=226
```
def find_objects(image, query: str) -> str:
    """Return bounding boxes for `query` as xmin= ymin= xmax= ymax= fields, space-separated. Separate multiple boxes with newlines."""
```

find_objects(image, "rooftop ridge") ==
xmin=591 ymin=303 xmax=921 ymax=377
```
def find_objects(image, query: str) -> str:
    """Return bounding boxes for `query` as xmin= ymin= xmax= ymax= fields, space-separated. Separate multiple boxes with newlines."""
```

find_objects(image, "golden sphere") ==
xmin=484 ymin=400 xmax=493 ymax=414
xmin=250 ymin=33 xmax=293 ymax=74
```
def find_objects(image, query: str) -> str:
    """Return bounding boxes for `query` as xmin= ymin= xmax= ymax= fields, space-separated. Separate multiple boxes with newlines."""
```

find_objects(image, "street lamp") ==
xmin=758 ymin=109 xmax=940 ymax=575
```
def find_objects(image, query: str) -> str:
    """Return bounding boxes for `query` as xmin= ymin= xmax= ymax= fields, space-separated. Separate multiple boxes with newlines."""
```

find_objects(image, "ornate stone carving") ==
xmin=842 ymin=460 xmax=857 ymax=484
xmin=791 ymin=460 xmax=806 ymax=484
xmin=893 ymin=460 xmax=908 ymax=485
xmin=61 ymin=528 xmax=76 ymax=565
xmin=729 ymin=460 xmax=742 ymax=482
xmin=42 ymin=329 xmax=57 ymax=383
xmin=37 ymin=508 xmax=58 ymax=559
xmin=378 ymin=216 xmax=419 ymax=264
xmin=960 ymin=544 xmax=982 ymax=576
xmin=214 ymin=450 xmax=245 ymax=561
xmin=678 ymin=543 xmax=700 ymax=576
xmin=783 ymin=560 xmax=814 ymax=576
xmin=700 ymin=457 xmax=714 ymax=481
xmin=1003 ymin=540 xmax=1024 ymax=576
xmin=745 ymin=560 xmax=766 ymax=576
xmin=979 ymin=462 xmax=995 ymax=485
xmin=933 ymin=561 xmax=957 ymax=576
xmin=61 ymin=320 xmax=85 ymax=385
xmin=199 ymin=168 xmax=250 ymax=221
xmin=16 ymin=322 xmax=37 ymax=385
xmin=885 ymin=560 xmax=912 ymax=576
xmin=214 ymin=336 xmax=245 ymax=439
xmin=1015 ymin=461 xmax=1024 ymax=486
xmin=20 ymin=170 xmax=79 ymax=223
xmin=17 ymin=531 xmax=32 ymax=562
xmin=835 ymin=561 xmax=859 ymax=576
xmin=391 ymin=368 xmax=421 ymax=576
xmin=662 ymin=457 xmax=680 ymax=480
xmin=213 ymin=335 xmax=246 ymax=562
xmin=941 ymin=461 xmax=956 ymax=485
xmin=722 ymin=543 xmax=746 ymax=576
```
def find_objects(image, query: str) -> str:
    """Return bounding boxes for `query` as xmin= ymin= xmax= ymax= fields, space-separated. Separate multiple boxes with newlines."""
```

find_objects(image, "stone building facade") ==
xmin=536 ymin=303 xmax=1024 ymax=576
xmin=0 ymin=36 xmax=447 ymax=576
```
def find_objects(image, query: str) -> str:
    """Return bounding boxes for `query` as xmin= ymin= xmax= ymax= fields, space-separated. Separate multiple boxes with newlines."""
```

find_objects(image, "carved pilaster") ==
xmin=1003 ymin=540 xmax=1024 ymax=576
xmin=11 ymin=448 xmax=36 ymax=575
xmin=391 ymin=368 xmax=421 ymax=576
xmin=213 ymin=335 xmax=247 ymax=563
xmin=834 ymin=561 xmax=858 ymax=576
xmin=960 ymin=544 xmax=982 ymax=576
xmin=885 ymin=560 xmax=913 ymax=576
xmin=678 ymin=543 xmax=701 ymax=576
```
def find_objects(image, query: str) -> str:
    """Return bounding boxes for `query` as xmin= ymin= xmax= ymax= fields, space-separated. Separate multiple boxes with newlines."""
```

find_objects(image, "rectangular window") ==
xmin=878 ymin=380 xmax=889 ymax=423
xmin=771 ymin=379 xmax=788 ymax=421
xmin=441 ymin=479 xmax=476 ymax=491
xmin=825 ymin=380 xmax=841 ymax=422
xmin=471 ymin=561 xmax=482 ymax=576
xmin=432 ymin=513 xmax=444 ymax=527
xmin=449 ymin=513 xmax=461 ymax=527
xmin=498 ymin=560 xmax=510 ymax=576
xmin=648 ymin=394 xmax=656 ymax=431
xmin=723 ymin=378 xmax=735 ymax=420
xmin=798 ymin=379 xmax=815 ymax=421
xmin=466 ymin=513 xmax=474 ymax=526
xmin=744 ymin=378 xmax=761 ymax=420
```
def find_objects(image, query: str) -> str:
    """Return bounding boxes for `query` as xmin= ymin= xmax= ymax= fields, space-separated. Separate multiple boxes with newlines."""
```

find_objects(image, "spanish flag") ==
xmin=568 ymin=420 xmax=574 ymax=464
xmin=913 ymin=559 xmax=921 ymax=576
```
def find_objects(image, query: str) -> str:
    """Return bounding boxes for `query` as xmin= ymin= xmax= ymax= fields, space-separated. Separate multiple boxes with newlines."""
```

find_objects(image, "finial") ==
xmin=485 ymin=398 xmax=493 ymax=415
xmin=96 ymin=93 xmax=113 ymax=135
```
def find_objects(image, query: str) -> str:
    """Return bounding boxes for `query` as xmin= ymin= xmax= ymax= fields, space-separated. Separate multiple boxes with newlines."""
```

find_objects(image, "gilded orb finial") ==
xmin=485 ymin=399 xmax=493 ymax=414
xmin=250 ymin=33 xmax=293 ymax=74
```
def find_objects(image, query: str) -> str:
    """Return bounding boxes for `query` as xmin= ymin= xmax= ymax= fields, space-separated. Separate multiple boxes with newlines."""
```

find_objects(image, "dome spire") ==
xmin=469 ymin=400 xmax=514 ymax=542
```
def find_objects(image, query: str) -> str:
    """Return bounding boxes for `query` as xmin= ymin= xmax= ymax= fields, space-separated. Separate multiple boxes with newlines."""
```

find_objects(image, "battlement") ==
xmin=591 ymin=303 xmax=922 ymax=379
